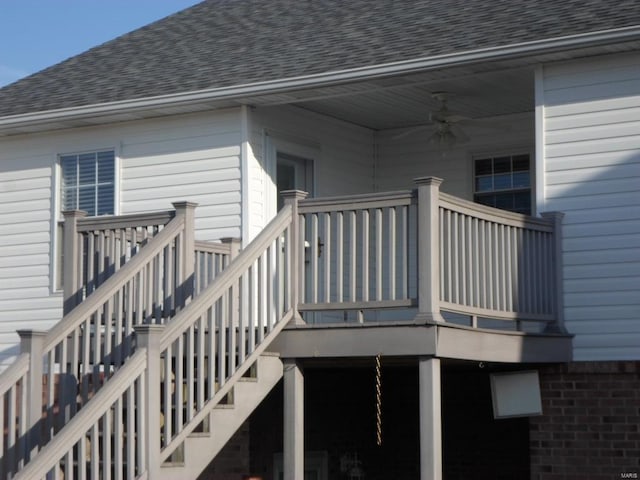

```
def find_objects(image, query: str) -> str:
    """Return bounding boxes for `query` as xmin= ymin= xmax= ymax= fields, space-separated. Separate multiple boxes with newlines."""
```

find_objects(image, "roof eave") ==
xmin=2 ymin=25 xmax=640 ymax=132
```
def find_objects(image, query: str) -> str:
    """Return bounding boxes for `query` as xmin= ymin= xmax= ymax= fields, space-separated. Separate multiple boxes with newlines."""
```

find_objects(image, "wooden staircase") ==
xmin=0 ymin=198 xmax=301 ymax=480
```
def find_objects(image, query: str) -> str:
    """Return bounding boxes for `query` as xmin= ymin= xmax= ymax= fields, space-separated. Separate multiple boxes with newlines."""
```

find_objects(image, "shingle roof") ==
xmin=1 ymin=0 xmax=639 ymax=118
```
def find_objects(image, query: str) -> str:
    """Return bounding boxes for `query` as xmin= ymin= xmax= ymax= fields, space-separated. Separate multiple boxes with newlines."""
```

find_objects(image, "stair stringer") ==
xmin=159 ymin=353 xmax=284 ymax=480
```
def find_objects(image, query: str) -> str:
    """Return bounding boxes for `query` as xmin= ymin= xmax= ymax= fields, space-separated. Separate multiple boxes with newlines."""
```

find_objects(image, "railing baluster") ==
xmin=388 ymin=207 xmax=396 ymax=301
xmin=362 ymin=210 xmax=370 ymax=302
xmin=311 ymin=214 xmax=318 ymax=304
xmin=324 ymin=212 xmax=331 ymax=303
xmin=349 ymin=210 xmax=357 ymax=303
xmin=336 ymin=211 xmax=344 ymax=303
xmin=375 ymin=208 xmax=383 ymax=301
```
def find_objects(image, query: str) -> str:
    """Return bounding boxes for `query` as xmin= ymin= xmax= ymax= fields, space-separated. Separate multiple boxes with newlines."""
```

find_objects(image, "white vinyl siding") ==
xmin=0 ymin=109 xmax=243 ymax=366
xmin=541 ymin=52 xmax=640 ymax=361
xmin=0 ymin=149 xmax=57 ymax=367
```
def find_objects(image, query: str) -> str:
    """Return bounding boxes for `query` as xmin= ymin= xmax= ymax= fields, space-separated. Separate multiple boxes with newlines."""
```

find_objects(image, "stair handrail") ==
xmin=12 ymin=348 xmax=149 ymax=480
xmin=10 ymin=203 xmax=299 ymax=478
xmin=0 ymin=203 xmax=196 ymax=477
xmin=157 ymin=202 xmax=298 ymax=462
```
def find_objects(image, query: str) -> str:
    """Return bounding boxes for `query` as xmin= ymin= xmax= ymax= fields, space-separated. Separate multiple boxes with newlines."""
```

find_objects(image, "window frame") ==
xmin=472 ymin=150 xmax=534 ymax=216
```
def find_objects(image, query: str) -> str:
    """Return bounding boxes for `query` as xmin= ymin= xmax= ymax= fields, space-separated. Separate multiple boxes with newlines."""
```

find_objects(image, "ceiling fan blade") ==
xmin=391 ymin=125 xmax=433 ymax=140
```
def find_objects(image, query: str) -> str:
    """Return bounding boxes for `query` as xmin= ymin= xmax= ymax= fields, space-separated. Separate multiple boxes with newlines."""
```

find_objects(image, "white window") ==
xmin=60 ymin=150 xmax=115 ymax=216
xmin=474 ymin=153 xmax=531 ymax=215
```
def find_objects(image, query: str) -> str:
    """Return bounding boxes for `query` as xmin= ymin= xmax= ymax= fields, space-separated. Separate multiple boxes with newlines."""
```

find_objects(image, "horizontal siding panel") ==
xmin=123 ymin=152 xmax=239 ymax=174
xmin=545 ymin=205 xmax=640 ymax=225
xmin=0 ymin=232 xmax=50 ymax=248
xmin=123 ymin=132 xmax=240 ymax=157
xmin=564 ymin=276 xmax=640 ymax=293
xmin=0 ymin=284 xmax=51 ymax=300
xmin=563 ymin=219 xmax=640 ymax=238
xmin=544 ymin=53 xmax=639 ymax=81
xmin=545 ymin=163 xmax=640 ymax=185
xmin=564 ymin=262 xmax=640 ymax=280
xmin=0 ymin=265 xmax=49 ymax=279
xmin=0 ymin=306 xmax=62 ymax=323
xmin=544 ymin=78 xmax=640 ymax=106
xmin=573 ymin=347 xmax=640 ymax=362
xmin=568 ymin=319 xmax=640 ymax=334
xmin=122 ymin=181 xmax=241 ymax=203
xmin=0 ymin=209 xmax=51 ymax=225
xmin=0 ymin=253 xmax=49 ymax=269
xmin=545 ymin=120 xmax=640 ymax=145
xmin=545 ymin=134 xmax=640 ymax=158
xmin=564 ymin=305 xmax=639 ymax=320
xmin=545 ymin=150 xmax=640 ymax=171
xmin=563 ymin=233 xmax=640 ymax=252
xmin=546 ymin=177 xmax=639 ymax=197
xmin=563 ymin=248 xmax=640 ymax=266
xmin=544 ymin=64 xmax=640 ymax=91
xmin=565 ymin=291 xmax=639 ymax=307
xmin=545 ymin=94 xmax=640 ymax=118
xmin=0 ymin=176 xmax=50 ymax=193
xmin=124 ymin=168 xmax=239 ymax=190
xmin=543 ymin=191 xmax=639 ymax=212
xmin=572 ymin=333 xmax=640 ymax=348
xmin=546 ymin=106 xmax=640 ymax=131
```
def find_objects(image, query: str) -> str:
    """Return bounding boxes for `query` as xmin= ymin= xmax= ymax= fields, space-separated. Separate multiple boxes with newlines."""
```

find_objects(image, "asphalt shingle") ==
xmin=1 ymin=0 xmax=639 ymax=118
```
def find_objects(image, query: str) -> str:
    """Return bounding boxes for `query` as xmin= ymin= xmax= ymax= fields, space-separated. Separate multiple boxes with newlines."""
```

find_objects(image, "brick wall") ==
xmin=530 ymin=361 xmax=640 ymax=480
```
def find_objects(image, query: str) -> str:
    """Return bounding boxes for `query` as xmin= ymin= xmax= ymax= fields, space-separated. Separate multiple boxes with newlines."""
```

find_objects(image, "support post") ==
xmin=283 ymin=359 xmax=304 ymax=480
xmin=62 ymin=210 xmax=87 ymax=314
xmin=134 ymin=324 xmax=164 ymax=480
xmin=419 ymin=357 xmax=442 ymax=480
xmin=413 ymin=177 xmax=444 ymax=323
xmin=541 ymin=211 xmax=566 ymax=333
xmin=281 ymin=190 xmax=308 ymax=325
xmin=18 ymin=330 xmax=47 ymax=459
xmin=221 ymin=237 xmax=242 ymax=261
xmin=173 ymin=201 xmax=198 ymax=307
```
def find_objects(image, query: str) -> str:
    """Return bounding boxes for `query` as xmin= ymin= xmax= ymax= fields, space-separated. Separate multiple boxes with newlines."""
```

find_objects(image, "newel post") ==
xmin=17 ymin=329 xmax=47 ymax=458
xmin=62 ymin=210 xmax=87 ymax=314
xmin=134 ymin=324 xmax=164 ymax=479
xmin=173 ymin=201 xmax=198 ymax=306
xmin=281 ymin=190 xmax=308 ymax=325
xmin=541 ymin=211 xmax=566 ymax=333
xmin=413 ymin=177 xmax=444 ymax=324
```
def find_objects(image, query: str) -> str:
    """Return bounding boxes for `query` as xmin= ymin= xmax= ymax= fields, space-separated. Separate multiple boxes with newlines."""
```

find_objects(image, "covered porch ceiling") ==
xmin=253 ymin=65 xmax=536 ymax=131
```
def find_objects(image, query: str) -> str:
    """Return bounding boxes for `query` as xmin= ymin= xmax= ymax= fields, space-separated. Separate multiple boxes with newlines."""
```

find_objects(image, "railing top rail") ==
xmin=194 ymin=240 xmax=233 ymax=255
xmin=299 ymin=190 xmax=415 ymax=214
xmin=44 ymin=213 xmax=186 ymax=353
xmin=13 ymin=349 xmax=147 ymax=480
xmin=76 ymin=210 xmax=175 ymax=232
xmin=439 ymin=192 xmax=554 ymax=231
xmin=0 ymin=353 xmax=29 ymax=395
xmin=160 ymin=204 xmax=293 ymax=349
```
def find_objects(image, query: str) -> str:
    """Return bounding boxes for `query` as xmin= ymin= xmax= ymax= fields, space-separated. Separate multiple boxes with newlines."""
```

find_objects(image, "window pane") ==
xmin=97 ymin=185 xmax=114 ymax=215
xmin=475 ymin=176 xmax=493 ymax=192
xmin=513 ymin=154 xmax=529 ymax=171
xmin=494 ymin=193 xmax=514 ymax=210
xmin=61 ymin=156 xmax=77 ymax=188
xmin=493 ymin=157 xmax=511 ymax=173
xmin=513 ymin=171 xmax=530 ymax=188
xmin=514 ymin=192 xmax=531 ymax=214
xmin=78 ymin=153 xmax=96 ymax=186
xmin=493 ymin=173 xmax=512 ymax=190
xmin=62 ymin=187 xmax=77 ymax=211
xmin=78 ymin=186 xmax=96 ymax=216
xmin=475 ymin=194 xmax=496 ymax=208
xmin=97 ymin=151 xmax=115 ymax=184
xmin=475 ymin=158 xmax=492 ymax=175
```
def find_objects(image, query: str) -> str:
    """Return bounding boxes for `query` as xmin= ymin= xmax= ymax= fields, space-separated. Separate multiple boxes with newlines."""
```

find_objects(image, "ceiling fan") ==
xmin=394 ymin=92 xmax=470 ymax=146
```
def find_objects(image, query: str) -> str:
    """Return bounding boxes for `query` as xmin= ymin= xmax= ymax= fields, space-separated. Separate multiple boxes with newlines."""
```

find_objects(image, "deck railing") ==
xmin=298 ymin=177 xmax=563 ymax=329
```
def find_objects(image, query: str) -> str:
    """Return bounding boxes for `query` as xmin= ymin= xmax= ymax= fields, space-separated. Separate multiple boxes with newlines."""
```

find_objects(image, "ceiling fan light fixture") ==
xmin=428 ymin=124 xmax=457 ymax=147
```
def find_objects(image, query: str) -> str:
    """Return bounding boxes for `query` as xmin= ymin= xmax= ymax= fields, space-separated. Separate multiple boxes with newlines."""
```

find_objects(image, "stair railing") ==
xmin=0 ymin=202 xmax=198 ymax=478
xmin=11 ymin=192 xmax=303 ymax=479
